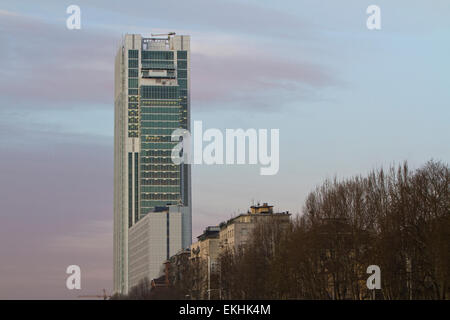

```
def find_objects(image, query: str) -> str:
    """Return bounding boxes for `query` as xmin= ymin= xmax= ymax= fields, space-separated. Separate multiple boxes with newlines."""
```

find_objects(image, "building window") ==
xmin=129 ymin=79 xmax=138 ymax=88
xmin=141 ymin=51 xmax=174 ymax=60
xmin=140 ymin=86 xmax=179 ymax=99
xmin=177 ymin=51 xmax=187 ymax=59
xmin=128 ymin=50 xmax=139 ymax=59
xmin=128 ymin=153 xmax=133 ymax=228
xmin=128 ymin=69 xmax=138 ymax=78
xmin=177 ymin=60 xmax=187 ymax=69
xmin=177 ymin=70 xmax=187 ymax=79
xmin=128 ymin=59 xmax=139 ymax=68
xmin=135 ymin=152 xmax=139 ymax=223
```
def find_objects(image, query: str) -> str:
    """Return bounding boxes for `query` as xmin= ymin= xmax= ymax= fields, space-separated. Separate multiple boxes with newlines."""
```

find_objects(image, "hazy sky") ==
xmin=0 ymin=0 xmax=449 ymax=299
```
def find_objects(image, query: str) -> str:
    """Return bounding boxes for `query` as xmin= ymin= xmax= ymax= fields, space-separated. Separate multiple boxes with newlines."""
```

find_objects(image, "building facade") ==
xmin=190 ymin=226 xmax=221 ymax=299
xmin=219 ymin=203 xmax=290 ymax=252
xmin=114 ymin=33 xmax=192 ymax=294
xmin=190 ymin=226 xmax=221 ymax=269
xmin=128 ymin=206 xmax=185 ymax=290
xmin=167 ymin=248 xmax=191 ymax=288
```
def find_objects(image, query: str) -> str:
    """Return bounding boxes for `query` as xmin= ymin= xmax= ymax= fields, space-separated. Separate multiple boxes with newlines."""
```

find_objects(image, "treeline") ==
xmin=118 ymin=160 xmax=449 ymax=300
xmin=215 ymin=160 xmax=449 ymax=299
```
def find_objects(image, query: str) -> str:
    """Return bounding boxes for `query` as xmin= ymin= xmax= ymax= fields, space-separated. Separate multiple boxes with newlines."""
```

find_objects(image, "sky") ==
xmin=0 ymin=0 xmax=449 ymax=299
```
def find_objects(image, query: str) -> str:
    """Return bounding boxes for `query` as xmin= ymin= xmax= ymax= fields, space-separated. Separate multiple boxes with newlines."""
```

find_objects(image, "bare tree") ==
xmin=213 ymin=160 xmax=449 ymax=300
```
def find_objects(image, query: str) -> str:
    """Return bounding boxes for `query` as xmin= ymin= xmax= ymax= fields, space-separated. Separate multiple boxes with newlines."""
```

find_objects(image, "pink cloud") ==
xmin=192 ymin=51 xmax=334 ymax=108
xmin=0 ymin=10 xmax=335 ymax=111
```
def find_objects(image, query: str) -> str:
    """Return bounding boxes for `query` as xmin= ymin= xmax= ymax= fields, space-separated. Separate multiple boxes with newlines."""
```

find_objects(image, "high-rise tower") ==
xmin=114 ymin=34 xmax=191 ymax=294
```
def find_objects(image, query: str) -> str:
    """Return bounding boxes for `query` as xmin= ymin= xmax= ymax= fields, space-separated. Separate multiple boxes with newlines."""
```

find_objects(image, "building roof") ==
xmin=219 ymin=203 xmax=290 ymax=229
xmin=196 ymin=226 xmax=220 ymax=241
xmin=151 ymin=275 xmax=167 ymax=288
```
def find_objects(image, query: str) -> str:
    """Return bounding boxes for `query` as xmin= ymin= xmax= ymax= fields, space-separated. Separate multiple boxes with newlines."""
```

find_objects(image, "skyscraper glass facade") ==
xmin=114 ymin=34 xmax=191 ymax=294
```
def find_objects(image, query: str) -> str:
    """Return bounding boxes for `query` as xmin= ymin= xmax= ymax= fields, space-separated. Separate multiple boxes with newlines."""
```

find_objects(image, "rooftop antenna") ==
xmin=151 ymin=32 xmax=176 ymax=37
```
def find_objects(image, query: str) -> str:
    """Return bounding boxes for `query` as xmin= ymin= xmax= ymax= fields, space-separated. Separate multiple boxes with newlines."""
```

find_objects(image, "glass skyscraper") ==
xmin=114 ymin=34 xmax=191 ymax=294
